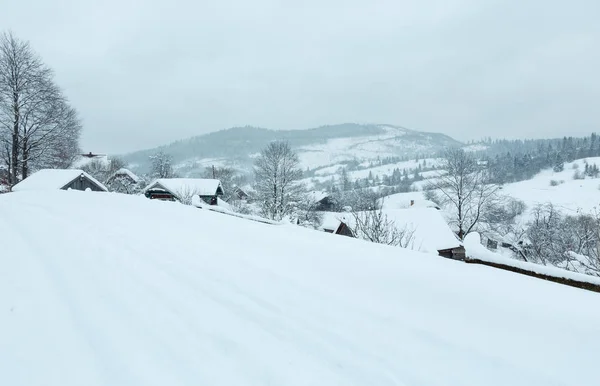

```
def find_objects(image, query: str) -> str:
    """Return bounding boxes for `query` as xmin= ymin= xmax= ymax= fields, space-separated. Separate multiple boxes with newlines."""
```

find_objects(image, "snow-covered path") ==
xmin=1 ymin=191 xmax=599 ymax=386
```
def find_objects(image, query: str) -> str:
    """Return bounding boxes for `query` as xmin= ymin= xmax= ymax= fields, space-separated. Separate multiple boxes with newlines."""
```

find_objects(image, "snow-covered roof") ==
xmin=321 ymin=207 xmax=460 ymax=254
xmin=321 ymin=213 xmax=352 ymax=232
xmin=11 ymin=169 xmax=108 ymax=192
xmin=384 ymin=208 xmax=460 ymax=253
xmin=307 ymin=190 xmax=330 ymax=202
xmin=108 ymin=168 xmax=140 ymax=183
xmin=145 ymin=178 xmax=223 ymax=197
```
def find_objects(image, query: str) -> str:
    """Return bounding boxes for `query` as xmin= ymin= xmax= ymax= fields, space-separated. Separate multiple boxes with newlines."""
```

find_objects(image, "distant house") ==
xmin=321 ymin=215 xmax=355 ymax=238
xmin=105 ymin=168 xmax=141 ymax=186
xmin=71 ymin=152 xmax=110 ymax=170
xmin=308 ymin=191 xmax=336 ymax=211
xmin=321 ymin=207 xmax=465 ymax=260
xmin=143 ymin=178 xmax=224 ymax=205
xmin=384 ymin=207 xmax=464 ymax=260
xmin=11 ymin=169 xmax=108 ymax=192
xmin=230 ymin=186 xmax=251 ymax=201
xmin=324 ymin=221 xmax=355 ymax=237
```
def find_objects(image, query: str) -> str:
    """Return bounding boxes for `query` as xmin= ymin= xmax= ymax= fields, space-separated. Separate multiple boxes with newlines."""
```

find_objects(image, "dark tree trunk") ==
xmin=21 ymin=137 xmax=28 ymax=180
xmin=10 ymin=92 xmax=19 ymax=185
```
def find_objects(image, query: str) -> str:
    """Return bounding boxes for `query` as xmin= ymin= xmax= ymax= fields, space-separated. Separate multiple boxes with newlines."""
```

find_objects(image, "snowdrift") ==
xmin=1 ymin=190 xmax=599 ymax=386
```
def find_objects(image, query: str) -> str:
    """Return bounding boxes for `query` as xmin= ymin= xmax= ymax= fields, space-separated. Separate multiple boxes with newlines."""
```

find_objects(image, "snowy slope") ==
xmin=502 ymin=158 xmax=600 ymax=215
xmin=1 ymin=191 xmax=599 ymax=386
xmin=297 ymin=127 xmax=450 ymax=169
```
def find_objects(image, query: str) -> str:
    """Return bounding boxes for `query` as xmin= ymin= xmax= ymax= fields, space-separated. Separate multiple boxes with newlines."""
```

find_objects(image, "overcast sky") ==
xmin=2 ymin=0 xmax=599 ymax=154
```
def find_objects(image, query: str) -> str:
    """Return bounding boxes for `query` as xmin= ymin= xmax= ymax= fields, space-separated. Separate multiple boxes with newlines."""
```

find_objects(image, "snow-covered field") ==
xmin=502 ymin=158 xmax=600 ymax=215
xmin=1 ymin=191 xmax=600 ymax=385
xmin=297 ymin=126 xmax=447 ymax=169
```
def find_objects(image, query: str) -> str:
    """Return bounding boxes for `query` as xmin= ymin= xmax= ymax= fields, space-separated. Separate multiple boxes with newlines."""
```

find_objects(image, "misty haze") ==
xmin=1 ymin=2 xmax=599 ymax=386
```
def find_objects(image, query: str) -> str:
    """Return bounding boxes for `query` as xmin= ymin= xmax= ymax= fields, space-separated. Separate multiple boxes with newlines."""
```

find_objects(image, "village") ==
xmin=5 ymin=149 xmax=600 ymax=294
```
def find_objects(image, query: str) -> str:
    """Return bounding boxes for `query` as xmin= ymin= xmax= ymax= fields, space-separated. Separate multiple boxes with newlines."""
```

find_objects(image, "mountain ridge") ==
xmin=122 ymin=123 xmax=463 ymax=174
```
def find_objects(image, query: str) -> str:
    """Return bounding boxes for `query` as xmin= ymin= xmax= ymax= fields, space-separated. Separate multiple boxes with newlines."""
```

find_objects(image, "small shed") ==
xmin=143 ymin=178 xmax=224 ymax=205
xmin=11 ymin=169 xmax=108 ymax=192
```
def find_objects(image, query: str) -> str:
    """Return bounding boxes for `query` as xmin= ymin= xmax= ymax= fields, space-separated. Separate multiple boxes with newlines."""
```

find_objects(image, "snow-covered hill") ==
xmin=502 ymin=157 xmax=600 ymax=215
xmin=121 ymin=124 xmax=461 ymax=176
xmin=1 ymin=190 xmax=599 ymax=385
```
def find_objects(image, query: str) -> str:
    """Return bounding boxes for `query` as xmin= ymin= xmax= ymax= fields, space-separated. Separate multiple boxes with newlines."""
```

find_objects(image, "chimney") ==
xmin=410 ymin=199 xmax=415 ymax=206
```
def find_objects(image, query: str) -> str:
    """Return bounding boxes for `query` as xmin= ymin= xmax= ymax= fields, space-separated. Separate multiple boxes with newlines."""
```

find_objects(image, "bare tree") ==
xmin=0 ymin=31 xmax=81 ymax=183
xmin=203 ymin=165 xmax=236 ymax=198
xmin=294 ymin=193 xmax=324 ymax=229
xmin=426 ymin=149 xmax=500 ymax=240
xmin=254 ymin=141 xmax=303 ymax=221
xmin=149 ymin=150 xmax=175 ymax=179
xmin=350 ymin=205 xmax=416 ymax=248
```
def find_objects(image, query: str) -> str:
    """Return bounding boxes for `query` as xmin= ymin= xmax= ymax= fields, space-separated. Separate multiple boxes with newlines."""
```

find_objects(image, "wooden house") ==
xmin=230 ymin=186 xmax=251 ymax=201
xmin=321 ymin=207 xmax=464 ymax=260
xmin=322 ymin=215 xmax=355 ymax=238
xmin=324 ymin=220 xmax=355 ymax=237
xmin=11 ymin=169 xmax=108 ymax=192
xmin=143 ymin=178 xmax=224 ymax=205
xmin=308 ymin=191 xmax=336 ymax=211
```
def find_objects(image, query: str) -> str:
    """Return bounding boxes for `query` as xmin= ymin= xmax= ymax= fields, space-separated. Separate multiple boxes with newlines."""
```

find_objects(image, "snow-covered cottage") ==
xmin=308 ymin=191 xmax=336 ymax=211
xmin=321 ymin=207 xmax=464 ymax=259
xmin=106 ymin=168 xmax=140 ymax=186
xmin=11 ymin=169 xmax=108 ymax=192
xmin=143 ymin=178 xmax=224 ymax=205
xmin=322 ymin=216 xmax=354 ymax=237
xmin=230 ymin=186 xmax=251 ymax=202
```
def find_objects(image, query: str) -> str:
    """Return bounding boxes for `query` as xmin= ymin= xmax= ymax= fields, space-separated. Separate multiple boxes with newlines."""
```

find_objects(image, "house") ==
xmin=321 ymin=214 xmax=355 ymax=237
xmin=11 ymin=169 xmax=108 ymax=192
xmin=321 ymin=207 xmax=464 ymax=260
xmin=323 ymin=221 xmax=355 ymax=237
xmin=384 ymin=207 xmax=465 ymax=260
xmin=308 ymin=191 xmax=336 ymax=211
xmin=143 ymin=178 xmax=224 ymax=204
xmin=230 ymin=186 xmax=251 ymax=201
xmin=71 ymin=152 xmax=110 ymax=170
xmin=106 ymin=168 xmax=141 ymax=186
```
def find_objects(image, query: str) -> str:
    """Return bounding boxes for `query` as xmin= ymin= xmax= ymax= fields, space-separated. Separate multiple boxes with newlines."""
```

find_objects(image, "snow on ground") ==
xmin=297 ymin=127 xmax=441 ymax=169
xmin=502 ymin=158 xmax=600 ymax=216
xmin=1 ymin=191 xmax=600 ymax=386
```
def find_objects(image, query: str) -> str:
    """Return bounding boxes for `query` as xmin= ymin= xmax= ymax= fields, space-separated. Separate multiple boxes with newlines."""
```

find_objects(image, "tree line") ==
xmin=0 ymin=31 xmax=82 ymax=186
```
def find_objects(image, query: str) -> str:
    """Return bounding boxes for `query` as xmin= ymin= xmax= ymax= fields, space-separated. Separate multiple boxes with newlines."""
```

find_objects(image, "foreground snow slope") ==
xmin=1 ymin=191 xmax=599 ymax=386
